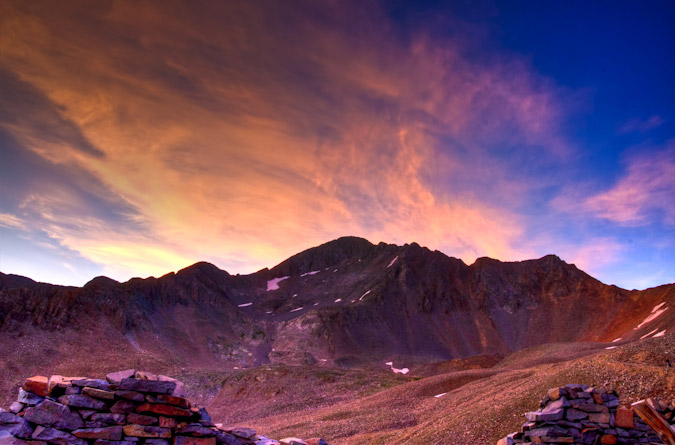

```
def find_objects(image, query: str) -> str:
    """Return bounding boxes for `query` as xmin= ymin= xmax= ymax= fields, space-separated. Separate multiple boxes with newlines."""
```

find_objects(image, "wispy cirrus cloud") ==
xmin=618 ymin=115 xmax=666 ymax=134
xmin=583 ymin=142 xmax=675 ymax=226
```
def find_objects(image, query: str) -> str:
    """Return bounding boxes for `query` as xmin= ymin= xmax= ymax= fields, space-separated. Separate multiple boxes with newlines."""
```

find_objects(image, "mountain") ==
xmin=1 ymin=236 xmax=674 ymax=408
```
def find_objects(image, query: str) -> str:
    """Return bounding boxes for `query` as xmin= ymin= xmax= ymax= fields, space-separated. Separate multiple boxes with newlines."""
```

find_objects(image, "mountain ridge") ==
xmin=1 ymin=236 xmax=674 ymax=396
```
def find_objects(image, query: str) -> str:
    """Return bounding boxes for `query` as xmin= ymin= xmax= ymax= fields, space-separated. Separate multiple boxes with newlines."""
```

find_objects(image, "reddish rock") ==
xmin=123 ymin=425 xmax=171 ymax=438
xmin=110 ymin=400 xmax=136 ymax=414
xmin=115 ymin=391 xmax=145 ymax=402
xmin=588 ymin=412 xmax=610 ymax=424
xmin=546 ymin=387 xmax=564 ymax=401
xmin=600 ymin=435 xmax=617 ymax=444
xmin=136 ymin=403 xmax=191 ymax=418
xmin=614 ymin=405 xmax=634 ymax=429
xmin=127 ymin=414 xmax=158 ymax=426
xmin=73 ymin=426 xmax=123 ymax=440
xmin=23 ymin=376 xmax=49 ymax=397
xmin=158 ymin=417 xmax=177 ymax=428
xmin=82 ymin=388 xmax=115 ymax=400
xmin=146 ymin=395 xmax=190 ymax=409
xmin=173 ymin=437 xmax=215 ymax=445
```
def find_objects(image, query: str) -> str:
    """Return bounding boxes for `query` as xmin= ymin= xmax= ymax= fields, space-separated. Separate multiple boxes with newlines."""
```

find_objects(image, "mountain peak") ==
xmin=270 ymin=236 xmax=377 ymax=276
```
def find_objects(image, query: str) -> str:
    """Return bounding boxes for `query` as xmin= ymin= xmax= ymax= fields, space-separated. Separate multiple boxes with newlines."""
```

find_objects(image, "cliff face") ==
xmin=1 ymin=237 xmax=674 ymax=373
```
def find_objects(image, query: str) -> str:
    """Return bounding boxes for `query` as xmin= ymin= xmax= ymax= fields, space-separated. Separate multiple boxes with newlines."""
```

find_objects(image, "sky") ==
xmin=0 ymin=0 xmax=673 ymax=290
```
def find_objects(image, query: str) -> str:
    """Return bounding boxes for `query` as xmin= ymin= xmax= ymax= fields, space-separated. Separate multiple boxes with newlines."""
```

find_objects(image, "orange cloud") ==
xmin=0 ymin=1 xmax=571 ymax=282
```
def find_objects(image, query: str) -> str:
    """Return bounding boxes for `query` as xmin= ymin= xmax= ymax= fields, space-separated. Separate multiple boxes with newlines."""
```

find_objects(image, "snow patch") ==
xmin=292 ymin=293 xmax=298 ymax=297
xmin=635 ymin=307 xmax=668 ymax=330
xmin=238 ymin=302 xmax=253 ymax=307
xmin=385 ymin=361 xmax=409 ymax=374
xmin=359 ymin=290 xmax=371 ymax=301
xmin=333 ymin=269 xmax=338 ymax=272
xmin=290 ymin=307 xmax=303 ymax=312
xmin=267 ymin=276 xmax=289 ymax=291
xmin=386 ymin=255 xmax=399 ymax=268
xmin=640 ymin=328 xmax=659 ymax=339
xmin=301 ymin=270 xmax=320 ymax=277
xmin=605 ymin=346 xmax=617 ymax=350
xmin=434 ymin=393 xmax=447 ymax=398
xmin=314 ymin=302 xmax=319 ymax=306
xmin=652 ymin=302 xmax=666 ymax=313
xmin=265 ymin=310 xmax=273 ymax=314
xmin=653 ymin=330 xmax=667 ymax=338
xmin=334 ymin=298 xmax=342 ymax=303
xmin=612 ymin=338 xmax=622 ymax=343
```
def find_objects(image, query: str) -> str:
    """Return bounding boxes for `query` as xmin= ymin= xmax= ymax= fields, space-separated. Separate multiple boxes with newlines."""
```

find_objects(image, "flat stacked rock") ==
xmin=0 ymin=371 xmax=328 ymax=445
xmin=498 ymin=384 xmax=664 ymax=444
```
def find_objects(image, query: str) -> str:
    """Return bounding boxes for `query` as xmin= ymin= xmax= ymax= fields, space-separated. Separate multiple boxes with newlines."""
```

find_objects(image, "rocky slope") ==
xmin=1 ymin=237 xmax=674 ymax=406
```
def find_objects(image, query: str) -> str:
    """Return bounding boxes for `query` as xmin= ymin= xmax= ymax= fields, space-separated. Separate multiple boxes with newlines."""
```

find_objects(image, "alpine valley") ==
xmin=2 ymin=237 xmax=675 ymax=443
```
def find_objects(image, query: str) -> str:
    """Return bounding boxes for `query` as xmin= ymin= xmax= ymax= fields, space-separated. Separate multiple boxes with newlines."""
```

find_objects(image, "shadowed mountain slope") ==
xmin=1 ymin=236 xmax=674 ymax=405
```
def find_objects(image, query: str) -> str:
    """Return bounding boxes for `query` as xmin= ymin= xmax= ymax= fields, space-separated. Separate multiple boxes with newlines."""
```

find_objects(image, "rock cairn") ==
xmin=0 ymin=371 xmax=328 ymax=445
xmin=498 ymin=384 xmax=664 ymax=444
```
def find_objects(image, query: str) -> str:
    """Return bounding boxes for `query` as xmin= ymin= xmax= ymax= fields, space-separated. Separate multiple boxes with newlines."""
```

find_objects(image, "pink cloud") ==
xmin=583 ymin=142 xmax=675 ymax=226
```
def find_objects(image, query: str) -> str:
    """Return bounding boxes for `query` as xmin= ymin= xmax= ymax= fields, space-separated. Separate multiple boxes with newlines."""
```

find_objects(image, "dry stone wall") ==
xmin=0 ymin=371 xmax=327 ymax=445
xmin=498 ymin=384 xmax=665 ymax=444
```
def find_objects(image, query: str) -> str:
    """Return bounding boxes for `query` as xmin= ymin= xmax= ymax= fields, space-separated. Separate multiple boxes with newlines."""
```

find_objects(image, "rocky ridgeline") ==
xmin=498 ymin=384 xmax=665 ymax=444
xmin=0 ymin=371 xmax=327 ymax=445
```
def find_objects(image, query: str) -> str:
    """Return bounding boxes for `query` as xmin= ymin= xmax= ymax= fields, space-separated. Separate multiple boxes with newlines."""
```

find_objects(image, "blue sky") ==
xmin=0 ymin=0 xmax=673 ymax=289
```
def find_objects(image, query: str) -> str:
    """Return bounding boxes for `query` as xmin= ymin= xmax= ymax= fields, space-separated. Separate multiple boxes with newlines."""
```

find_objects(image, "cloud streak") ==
xmin=582 ymin=142 xmax=675 ymax=226
xmin=2 ymin=0 xmax=646 ymax=285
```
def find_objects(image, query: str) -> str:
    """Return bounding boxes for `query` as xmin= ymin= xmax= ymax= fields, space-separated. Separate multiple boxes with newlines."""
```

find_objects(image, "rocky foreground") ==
xmin=0 ymin=371 xmax=327 ymax=445
xmin=498 ymin=383 xmax=672 ymax=444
